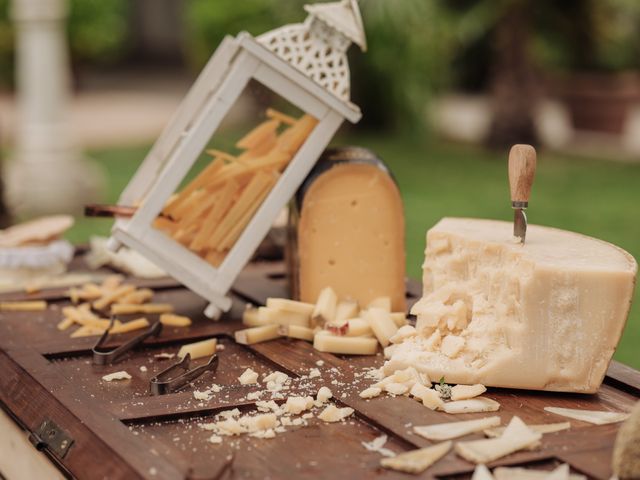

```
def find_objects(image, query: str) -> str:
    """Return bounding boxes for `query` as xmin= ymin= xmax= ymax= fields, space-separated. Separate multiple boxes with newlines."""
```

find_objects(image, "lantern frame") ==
xmin=107 ymin=32 xmax=361 ymax=318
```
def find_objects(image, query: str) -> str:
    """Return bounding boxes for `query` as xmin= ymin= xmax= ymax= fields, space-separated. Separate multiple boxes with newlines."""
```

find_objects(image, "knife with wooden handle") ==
xmin=508 ymin=144 xmax=537 ymax=243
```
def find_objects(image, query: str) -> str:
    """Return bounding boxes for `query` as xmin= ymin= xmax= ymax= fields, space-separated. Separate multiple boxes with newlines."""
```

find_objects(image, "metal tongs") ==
xmin=92 ymin=319 xmax=163 ymax=365
xmin=150 ymin=353 xmax=219 ymax=395
xmin=508 ymin=144 xmax=537 ymax=243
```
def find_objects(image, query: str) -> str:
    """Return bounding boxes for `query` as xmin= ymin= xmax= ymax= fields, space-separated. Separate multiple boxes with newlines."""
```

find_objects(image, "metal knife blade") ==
xmin=513 ymin=208 xmax=527 ymax=243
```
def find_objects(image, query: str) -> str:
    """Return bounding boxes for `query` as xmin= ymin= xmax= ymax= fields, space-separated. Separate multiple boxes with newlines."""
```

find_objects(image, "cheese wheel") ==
xmin=294 ymin=147 xmax=406 ymax=312
xmin=389 ymin=217 xmax=637 ymax=393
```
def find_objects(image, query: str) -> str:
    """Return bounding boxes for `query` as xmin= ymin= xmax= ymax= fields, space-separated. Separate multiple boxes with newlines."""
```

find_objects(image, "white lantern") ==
xmin=107 ymin=0 xmax=366 ymax=319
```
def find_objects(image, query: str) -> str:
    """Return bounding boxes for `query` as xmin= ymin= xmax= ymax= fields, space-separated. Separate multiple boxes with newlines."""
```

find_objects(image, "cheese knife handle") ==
xmin=509 ymin=144 xmax=537 ymax=207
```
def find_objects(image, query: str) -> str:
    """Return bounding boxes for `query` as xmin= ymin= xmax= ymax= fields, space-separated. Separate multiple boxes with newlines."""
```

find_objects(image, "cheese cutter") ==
xmin=508 ymin=144 xmax=537 ymax=243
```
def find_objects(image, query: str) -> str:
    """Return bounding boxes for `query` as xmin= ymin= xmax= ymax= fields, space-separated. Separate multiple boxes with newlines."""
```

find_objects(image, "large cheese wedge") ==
xmin=294 ymin=147 xmax=406 ymax=311
xmin=386 ymin=217 xmax=636 ymax=393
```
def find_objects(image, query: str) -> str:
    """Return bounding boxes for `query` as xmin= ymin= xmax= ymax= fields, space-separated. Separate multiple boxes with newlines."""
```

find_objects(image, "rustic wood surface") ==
xmin=0 ymin=259 xmax=638 ymax=480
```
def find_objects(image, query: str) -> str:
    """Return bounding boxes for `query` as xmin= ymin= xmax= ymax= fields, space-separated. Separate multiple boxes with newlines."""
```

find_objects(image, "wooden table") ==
xmin=1 ymin=260 xmax=638 ymax=480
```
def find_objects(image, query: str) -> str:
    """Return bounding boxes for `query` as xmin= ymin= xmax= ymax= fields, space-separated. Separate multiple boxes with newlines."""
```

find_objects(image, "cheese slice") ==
xmin=380 ymin=441 xmax=451 ymax=474
xmin=484 ymin=422 xmax=570 ymax=438
xmin=387 ymin=217 xmax=637 ymax=393
xmin=543 ymin=406 xmax=630 ymax=425
xmin=472 ymin=465 xmax=495 ymax=480
xmin=455 ymin=416 xmax=542 ymax=464
xmin=298 ymin=162 xmax=406 ymax=312
xmin=413 ymin=416 xmax=501 ymax=441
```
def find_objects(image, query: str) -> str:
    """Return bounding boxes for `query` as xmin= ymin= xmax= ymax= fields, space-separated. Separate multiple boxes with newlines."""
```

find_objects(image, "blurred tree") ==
xmin=443 ymin=0 xmax=640 ymax=147
xmin=184 ymin=0 xmax=454 ymax=133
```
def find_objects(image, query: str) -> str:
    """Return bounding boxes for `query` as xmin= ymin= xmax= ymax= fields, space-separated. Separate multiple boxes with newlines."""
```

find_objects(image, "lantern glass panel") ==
xmin=151 ymin=78 xmax=316 ymax=270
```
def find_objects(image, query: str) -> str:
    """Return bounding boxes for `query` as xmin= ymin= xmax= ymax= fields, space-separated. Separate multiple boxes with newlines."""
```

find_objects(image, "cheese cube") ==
xmin=389 ymin=217 xmax=637 ymax=393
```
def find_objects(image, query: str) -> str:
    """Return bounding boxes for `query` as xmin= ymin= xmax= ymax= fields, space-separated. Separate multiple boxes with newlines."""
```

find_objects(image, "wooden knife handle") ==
xmin=508 ymin=144 xmax=537 ymax=206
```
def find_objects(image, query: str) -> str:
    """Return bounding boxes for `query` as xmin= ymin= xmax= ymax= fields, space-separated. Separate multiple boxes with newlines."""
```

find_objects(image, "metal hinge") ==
xmin=28 ymin=419 xmax=74 ymax=459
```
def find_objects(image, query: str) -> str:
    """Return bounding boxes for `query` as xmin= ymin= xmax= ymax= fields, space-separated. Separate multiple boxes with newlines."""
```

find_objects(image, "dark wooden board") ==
xmin=0 ymin=260 xmax=638 ymax=480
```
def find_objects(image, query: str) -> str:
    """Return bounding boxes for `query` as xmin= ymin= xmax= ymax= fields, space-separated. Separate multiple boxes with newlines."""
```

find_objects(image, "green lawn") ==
xmin=67 ymin=133 xmax=640 ymax=369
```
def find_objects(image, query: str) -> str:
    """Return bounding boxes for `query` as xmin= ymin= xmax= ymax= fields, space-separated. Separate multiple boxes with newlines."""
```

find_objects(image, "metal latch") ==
xmin=28 ymin=419 xmax=74 ymax=459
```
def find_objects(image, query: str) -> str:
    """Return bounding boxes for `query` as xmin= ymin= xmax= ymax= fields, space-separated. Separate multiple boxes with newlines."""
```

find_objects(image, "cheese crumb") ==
xmin=318 ymin=405 xmax=354 ymax=423
xmin=308 ymin=368 xmax=321 ymax=378
xmin=362 ymin=434 xmax=396 ymax=458
xmin=359 ymin=387 xmax=382 ymax=399
xmin=285 ymin=396 xmax=314 ymax=415
xmin=315 ymin=360 xmax=325 ymax=367
xmin=139 ymin=366 xmax=148 ymax=372
xmin=102 ymin=371 xmax=132 ymax=382
xmin=208 ymin=434 xmax=223 ymax=444
xmin=193 ymin=390 xmax=211 ymax=401
xmin=238 ymin=368 xmax=259 ymax=385
xmin=384 ymin=382 xmax=409 ymax=396
xmin=247 ymin=391 xmax=262 ymax=401
xmin=316 ymin=386 xmax=333 ymax=404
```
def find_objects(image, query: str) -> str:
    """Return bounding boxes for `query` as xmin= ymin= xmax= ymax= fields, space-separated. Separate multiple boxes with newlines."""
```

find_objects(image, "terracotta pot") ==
xmin=553 ymin=71 xmax=640 ymax=134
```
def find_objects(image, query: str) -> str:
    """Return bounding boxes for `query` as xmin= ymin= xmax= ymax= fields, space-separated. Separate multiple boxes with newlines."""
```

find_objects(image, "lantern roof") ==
xmin=304 ymin=0 xmax=367 ymax=52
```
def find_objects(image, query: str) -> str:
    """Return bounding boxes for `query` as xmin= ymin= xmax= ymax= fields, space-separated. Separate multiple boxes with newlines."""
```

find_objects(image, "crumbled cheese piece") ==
xmin=308 ymin=368 xmax=321 ymax=378
xmin=315 ymin=360 xmax=325 ymax=367
xmin=102 ymin=371 xmax=132 ymax=382
xmin=238 ymin=368 xmax=259 ymax=385
xmin=217 ymin=408 xmax=241 ymax=419
xmin=450 ymin=384 xmax=487 ymax=401
xmin=421 ymin=389 xmax=445 ymax=410
xmin=285 ymin=396 xmax=314 ymax=415
xmin=389 ymin=325 xmax=417 ymax=344
xmin=292 ymin=418 xmax=305 ymax=426
xmin=239 ymin=413 xmax=278 ymax=432
xmin=384 ymin=383 xmax=408 ymax=396
xmin=250 ymin=428 xmax=276 ymax=439
xmin=208 ymin=435 xmax=223 ymax=444
xmin=246 ymin=391 xmax=262 ymax=401
xmin=255 ymin=400 xmax=280 ymax=412
xmin=302 ymin=412 xmax=314 ymax=419
xmin=362 ymin=434 xmax=396 ymax=458
xmin=210 ymin=384 xmax=222 ymax=393
xmin=318 ymin=405 xmax=354 ymax=423
xmin=264 ymin=371 xmax=289 ymax=385
xmin=359 ymin=387 xmax=382 ymax=399
xmin=316 ymin=386 xmax=333 ymax=404
xmin=193 ymin=390 xmax=211 ymax=401
xmin=409 ymin=383 xmax=432 ymax=401
xmin=139 ymin=366 xmax=148 ymax=372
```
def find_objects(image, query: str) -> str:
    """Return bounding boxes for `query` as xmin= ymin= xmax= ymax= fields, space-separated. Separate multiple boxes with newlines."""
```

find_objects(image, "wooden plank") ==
xmin=0 ymin=262 xmax=638 ymax=479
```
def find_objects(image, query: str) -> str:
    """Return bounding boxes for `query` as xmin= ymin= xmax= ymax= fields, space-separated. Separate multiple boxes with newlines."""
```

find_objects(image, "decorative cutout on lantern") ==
xmin=106 ymin=1 xmax=365 ymax=319
xmin=258 ymin=0 xmax=366 ymax=101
